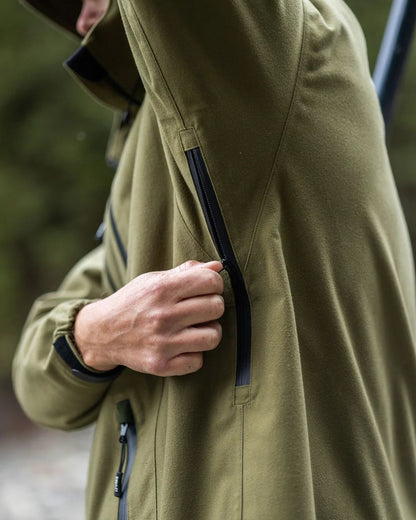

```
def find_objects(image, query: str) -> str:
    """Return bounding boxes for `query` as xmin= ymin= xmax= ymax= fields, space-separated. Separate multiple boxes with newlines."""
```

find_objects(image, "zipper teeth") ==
xmin=117 ymin=424 xmax=137 ymax=520
xmin=114 ymin=423 xmax=129 ymax=498
xmin=191 ymin=150 xmax=229 ymax=259
xmin=185 ymin=147 xmax=252 ymax=387
xmin=115 ymin=400 xmax=137 ymax=520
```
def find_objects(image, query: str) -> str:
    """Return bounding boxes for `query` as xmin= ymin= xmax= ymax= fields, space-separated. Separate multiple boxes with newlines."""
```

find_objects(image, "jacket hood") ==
xmin=22 ymin=0 xmax=82 ymax=37
xmin=22 ymin=0 xmax=144 ymax=112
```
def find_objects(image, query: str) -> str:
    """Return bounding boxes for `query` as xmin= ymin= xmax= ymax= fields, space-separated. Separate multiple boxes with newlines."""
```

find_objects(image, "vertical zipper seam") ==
xmin=154 ymin=378 xmax=165 ymax=520
xmin=185 ymin=147 xmax=252 ymax=387
xmin=240 ymin=405 xmax=245 ymax=520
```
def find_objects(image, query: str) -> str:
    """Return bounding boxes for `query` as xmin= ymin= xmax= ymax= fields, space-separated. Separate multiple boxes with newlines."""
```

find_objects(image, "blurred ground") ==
xmin=0 ymin=382 xmax=93 ymax=519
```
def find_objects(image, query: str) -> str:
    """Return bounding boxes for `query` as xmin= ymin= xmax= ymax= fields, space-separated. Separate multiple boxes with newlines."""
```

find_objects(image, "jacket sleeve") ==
xmin=116 ymin=0 xmax=304 ymax=268
xmin=12 ymin=245 xmax=120 ymax=431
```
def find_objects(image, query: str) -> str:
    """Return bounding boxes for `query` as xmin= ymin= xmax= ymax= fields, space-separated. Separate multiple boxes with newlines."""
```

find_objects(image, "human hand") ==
xmin=74 ymin=261 xmax=224 ymax=376
xmin=76 ymin=0 xmax=110 ymax=36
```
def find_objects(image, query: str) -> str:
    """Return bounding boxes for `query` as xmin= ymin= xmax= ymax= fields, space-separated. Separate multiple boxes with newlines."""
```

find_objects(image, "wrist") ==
xmin=74 ymin=302 xmax=118 ymax=371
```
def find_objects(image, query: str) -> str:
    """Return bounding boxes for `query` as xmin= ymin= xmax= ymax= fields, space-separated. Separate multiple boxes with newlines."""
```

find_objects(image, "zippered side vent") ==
xmin=185 ymin=147 xmax=252 ymax=387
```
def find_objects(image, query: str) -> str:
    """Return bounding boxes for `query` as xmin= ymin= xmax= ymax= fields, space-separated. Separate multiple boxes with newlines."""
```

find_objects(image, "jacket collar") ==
xmin=22 ymin=0 xmax=144 ymax=111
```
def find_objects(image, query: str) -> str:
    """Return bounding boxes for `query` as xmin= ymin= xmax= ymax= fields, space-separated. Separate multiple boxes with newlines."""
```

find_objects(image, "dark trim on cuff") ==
xmin=66 ymin=46 xmax=107 ymax=82
xmin=65 ymin=47 xmax=141 ymax=106
xmin=53 ymin=335 xmax=123 ymax=383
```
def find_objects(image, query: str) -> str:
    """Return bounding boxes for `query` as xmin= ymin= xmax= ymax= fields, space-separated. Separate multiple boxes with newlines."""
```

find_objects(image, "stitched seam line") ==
xmin=154 ymin=378 xmax=165 ymax=520
xmin=240 ymin=406 xmax=245 ymax=520
xmin=268 ymin=6 xmax=317 ymax=512
xmin=109 ymin=202 xmax=128 ymax=266
xmin=126 ymin=1 xmax=185 ymax=129
xmin=104 ymin=232 xmax=125 ymax=289
xmin=105 ymin=261 xmax=117 ymax=292
xmin=243 ymin=1 xmax=307 ymax=273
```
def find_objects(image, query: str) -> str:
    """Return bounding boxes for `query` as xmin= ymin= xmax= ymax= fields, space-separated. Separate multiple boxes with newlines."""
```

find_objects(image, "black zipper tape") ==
xmin=65 ymin=47 xmax=142 ymax=107
xmin=185 ymin=147 xmax=252 ymax=387
xmin=115 ymin=400 xmax=137 ymax=520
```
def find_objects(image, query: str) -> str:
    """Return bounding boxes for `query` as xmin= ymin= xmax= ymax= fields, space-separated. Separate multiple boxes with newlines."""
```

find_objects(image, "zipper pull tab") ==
xmin=114 ymin=423 xmax=129 ymax=498
xmin=114 ymin=472 xmax=123 ymax=498
xmin=119 ymin=423 xmax=129 ymax=443
xmin=221 ymin=258 xmax=234 ymax=274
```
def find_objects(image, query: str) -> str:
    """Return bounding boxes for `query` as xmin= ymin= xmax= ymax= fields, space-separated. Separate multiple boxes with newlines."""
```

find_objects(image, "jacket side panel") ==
xmin=261 ymin=0 xmax=416 ymax=517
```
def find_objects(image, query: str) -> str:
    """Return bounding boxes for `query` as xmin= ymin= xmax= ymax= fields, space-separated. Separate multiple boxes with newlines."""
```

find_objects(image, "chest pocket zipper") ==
xmin=185 ymin=147 xmax=252 ymax=388
xmin=114 ymin=400 xmax=137 ymax=520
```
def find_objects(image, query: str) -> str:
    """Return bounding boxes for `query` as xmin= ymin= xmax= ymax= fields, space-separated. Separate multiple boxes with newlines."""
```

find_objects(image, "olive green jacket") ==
xmin=13 ymin=1 xmax=416 ymax=519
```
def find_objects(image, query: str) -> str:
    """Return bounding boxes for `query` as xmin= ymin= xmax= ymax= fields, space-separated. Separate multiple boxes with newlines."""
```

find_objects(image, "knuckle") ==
xmin=206 ymin=270 xmax=218 ymax=285
xmin=207 ymin=335 xmax=217 ymax=350
xmin=167 ymin=353 xmax=203 ymax=376
xmin=204 ymin=323 xmax=222 ymax=349
xmin=148 ymin=278 xmax=169 ymax=300
xmin=194 ymin=354 xmax=204 ymax=371
xmin=212 ymin=322 xmax=222 ymax=344
xmin=184 ymin=260 xmax=200 ymax=269
xmin=148 ymin=307 xmax=171 ymax=332
xmin=144 ymin=352 xmax=168 ymax=376
xmin=212 ymin=295 xmax=225 ymax=317
xmin=206 ymin=270 xmax=223 ymax=293
xmin=185 ymin=353 xmax=203 ymax=372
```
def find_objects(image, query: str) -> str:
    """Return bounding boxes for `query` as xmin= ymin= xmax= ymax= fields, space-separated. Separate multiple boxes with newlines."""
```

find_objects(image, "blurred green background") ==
xmin=0 ymin=0 xmax=415 ymax=381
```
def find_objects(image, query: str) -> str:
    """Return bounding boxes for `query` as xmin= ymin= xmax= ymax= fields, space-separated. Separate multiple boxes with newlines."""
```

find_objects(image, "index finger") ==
xmin=168 ymin=262 xmax=224 ymax=301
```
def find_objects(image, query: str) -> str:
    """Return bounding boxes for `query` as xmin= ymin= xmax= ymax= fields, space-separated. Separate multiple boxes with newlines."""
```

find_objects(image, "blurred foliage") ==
xmin=0 ymin=1 xmax=113 ymax=375
xmin=0 ymin=0 xmax=415 ymax=378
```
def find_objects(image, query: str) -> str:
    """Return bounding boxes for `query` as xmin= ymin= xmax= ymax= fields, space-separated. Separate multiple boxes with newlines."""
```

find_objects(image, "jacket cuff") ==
xmin=53 ymin=300 xmax=123 ymax=383
xmin=53 ymin=335 xmax=123 ymax=383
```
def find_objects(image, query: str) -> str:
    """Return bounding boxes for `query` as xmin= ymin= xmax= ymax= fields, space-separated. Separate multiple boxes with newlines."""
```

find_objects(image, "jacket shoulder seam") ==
xmin=122 ymin=1 xmax=185 ymax=128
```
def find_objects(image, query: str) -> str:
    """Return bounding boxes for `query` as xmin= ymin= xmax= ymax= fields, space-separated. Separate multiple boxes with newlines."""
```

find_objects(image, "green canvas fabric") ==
xmin=13 ymin=0 xmax=416 ymax=518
